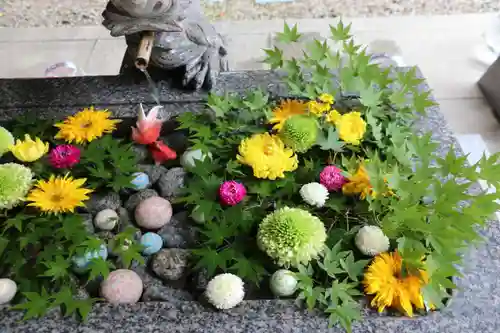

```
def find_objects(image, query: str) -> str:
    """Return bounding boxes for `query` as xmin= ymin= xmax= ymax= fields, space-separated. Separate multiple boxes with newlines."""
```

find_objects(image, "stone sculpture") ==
xmin=102 ymin=0 xmax=229 ymax=90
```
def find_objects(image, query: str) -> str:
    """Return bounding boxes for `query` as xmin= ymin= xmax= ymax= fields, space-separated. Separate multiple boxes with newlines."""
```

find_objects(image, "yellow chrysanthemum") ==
xmin=342 ymin=163 xmax=393 ymax=200
xmin=325 ymin=109 xmax=341 ymax=125
xmin=54 ymin=106 xmax=121 ymax=144
xmin=268 ymin=100 xmax=307 ymax=131
xmin=26 ymin=174 xmax=93 ymax=213
xmin=237 ymin=133 xmax=298 ymax=180
xmin=307 ymin=101 xmax=330 ymax=116
xmin=318 ymin=93 xmax=334 ymax=105
xmin=363 ymin=251 xmax=430 ymax=317
xmin=9 ymin=134 xmax=49 ymax=162
xmin=336 ymin=111 xmax=366 ymax=145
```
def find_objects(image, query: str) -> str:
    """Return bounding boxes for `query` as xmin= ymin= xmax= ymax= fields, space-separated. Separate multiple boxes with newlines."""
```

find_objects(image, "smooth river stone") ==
xmin=101 ymin=269 xmax=143 ymax=304
xmin=134 ymin=196 xmax=172 ymax=230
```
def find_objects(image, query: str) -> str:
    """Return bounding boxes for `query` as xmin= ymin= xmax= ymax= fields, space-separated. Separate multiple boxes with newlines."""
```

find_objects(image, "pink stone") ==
xmin=100 ymin=269 xmax=143 ymax=304
xmin=135 ymin=196 xmax=172 ymax=229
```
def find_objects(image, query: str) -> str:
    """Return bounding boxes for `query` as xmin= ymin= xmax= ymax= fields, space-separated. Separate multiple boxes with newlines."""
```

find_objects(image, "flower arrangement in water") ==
xmin=176 ymin=21 xmax=500 ymax=332
xmin=0 ymin=20 xmax=499 ymax=333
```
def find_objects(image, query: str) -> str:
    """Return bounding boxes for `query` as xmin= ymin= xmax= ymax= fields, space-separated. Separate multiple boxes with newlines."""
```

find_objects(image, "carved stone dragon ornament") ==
xmin=102 ymin=0 xmax=228 ymax=90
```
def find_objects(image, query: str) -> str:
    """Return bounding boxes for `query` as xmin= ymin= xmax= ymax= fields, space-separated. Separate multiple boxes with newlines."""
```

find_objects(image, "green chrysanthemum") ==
xmin=0 ymin=126 xmax=14 ymax=157
xmin=257 ymin=207 xmax=327 ymax=267
xmin=280 ymin=115 xmax=318 ymax=153
xmin=0 ymin=163 xmax=34 ymax=210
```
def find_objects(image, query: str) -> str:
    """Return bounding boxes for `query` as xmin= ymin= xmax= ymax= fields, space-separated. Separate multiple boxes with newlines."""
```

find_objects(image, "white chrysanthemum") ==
xmin=205 ymin=273 xmax=245 ymax=310
xmin=355 ymin=225 xmax=390 ymax=256
xmin=299 ymin=182 xmax=329 ymax=207
xmin=270 ymin=269 xmax=298 ymax=297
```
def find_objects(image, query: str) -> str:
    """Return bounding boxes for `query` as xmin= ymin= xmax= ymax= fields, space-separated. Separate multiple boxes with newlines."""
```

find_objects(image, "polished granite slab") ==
xmin=0 ymin=69 xmax=499 ymax=333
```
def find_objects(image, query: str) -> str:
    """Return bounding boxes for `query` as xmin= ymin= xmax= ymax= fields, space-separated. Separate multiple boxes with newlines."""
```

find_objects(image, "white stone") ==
xmin=94 ymin=209 xmax=119 ymax=230
xmin=0 ymin=278 xmax=17 ymax=304
xmin=180 ymin=149 xmax=212 ymax=170
xmin=270 ymin=270 xmax=298 ymax=297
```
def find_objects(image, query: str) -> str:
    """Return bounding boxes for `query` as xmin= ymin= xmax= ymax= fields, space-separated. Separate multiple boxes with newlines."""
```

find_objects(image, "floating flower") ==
xmin=205 ymin=273 xmax=245 ymax=310
xmin=0 ymin=127 xmax=14 ymax=157
xmin=299 ymin=182 xmax=329 ymax=208
xmin=257 ymin=207 xmax=326 ymax=267
xmin=342 ymin=163 xmax=393 ymax=200
xmin=336 ymin=111 xmax=366 ymax=145
xmin=355 ymin=225 xmax=390 ymax=256
xmin=318 ymin=93 xmax=334 ymax=105
xmin=54 ymin=106 xmax=121 ymax=144
xmin=268 ymin=99 xmax=307 ymax=131
xmin=149 ymin=141 xmax=177 ymax=165
xmin=363 ymin=251 xmax=430 ymax=317
xmin=307 ymin=100 xmax=330 ymax=116
xmin=0 ymin=163 xmax=33 ymax=210
xmin=219 ymin=181 xmax=246 ymax=206
xmin=320 ymin=165 xmax=346 ymax=191
xmin=131 ymin=104 xmax=163 ymax=145
xmin=342 ymin=164 xmax=373 ymax=199
xmin=26 ymin=174 xmax=93 ymax=214
xmin=48 ymin=145 xmax=81 ymax=169
xmin=325 ymin=109 xmax=341 ymax=125
xmin=237 ymin=133 xmax=298 ymax=180
xmin=9 ymin=134 xmax=49 ymax=162
xmin=280 ymin=115 xmax=319 ymax=153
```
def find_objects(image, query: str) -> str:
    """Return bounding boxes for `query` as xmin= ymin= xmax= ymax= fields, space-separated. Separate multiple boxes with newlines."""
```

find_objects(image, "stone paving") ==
xmin=0 ymin=14 xmax=498 ymax=153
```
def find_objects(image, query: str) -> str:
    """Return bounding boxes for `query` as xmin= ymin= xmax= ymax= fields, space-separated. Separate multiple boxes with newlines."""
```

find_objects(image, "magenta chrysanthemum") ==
xmin=49 ymin=145 xmax=81 ymax=169
xmin=319 ymin=165 xmax=346 ymax=191
xmin=219 ymin=181 xmax=246 ymax=206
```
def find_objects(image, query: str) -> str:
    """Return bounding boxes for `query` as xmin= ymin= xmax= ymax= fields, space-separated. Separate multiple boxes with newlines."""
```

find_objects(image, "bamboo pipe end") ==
xmin=135 ymin=32 xmax=155 ymax=71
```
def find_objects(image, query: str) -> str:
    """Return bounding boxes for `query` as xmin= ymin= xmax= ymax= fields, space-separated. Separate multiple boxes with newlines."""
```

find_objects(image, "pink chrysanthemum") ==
xmin=49 ymin=145 xmax=81 ymax=169
xmin=319 ymin=165 xmax=346 ymax=191
xmin=219 ymin=181 xmax=246 ymax=206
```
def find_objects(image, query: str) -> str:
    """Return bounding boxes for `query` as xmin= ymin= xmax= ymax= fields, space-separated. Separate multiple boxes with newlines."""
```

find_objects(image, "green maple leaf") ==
xmin=243 ymin=89 xmax=269 ymax=111
xmin=326 ymin=300 xmax=361 ymax=333
xmin=200 ymin=220 xmax=234 ymax=247
xmin=306 ymin=39 xmax=329 ymax=62
xmin=229 ymin=255 xmax=267 ymax=284
xmin=207 ymin=93 xmax=232 ymax=118
xmin=226 ymin=160 xmax=245 ymax=176
xmin=117 ymin=243 xmax=144 ymax=269
xmin=2 ymin=213 xmax=28 ymax=233
xmin=329 ymin=21 xmax=352 ymax=41
xmin=263 ymin=47 xmax=284 ymax=69
xmin=365 ymin=111 xmax=383 ymax=143
xmin=12 ymin=288 xmax=53 ymax=320
xmin=87 ymin=257 xmax=111 ymax=282
xmin=192 ymin=248 xmax=231 ymax=276
xmin=276 ymin=22 xmax=302 ymax=43
xmin=41 ymin=255 xmax=71 ymax=281
xmin=339 ymin=253 xmax=370 ymax=282
xmin=316 ymin=127 xmax=345 ymax=152
xmin=413 ymin=90 xmax=437 ymax=114
xmin=359 ymin=83 xmax=382 ymax=108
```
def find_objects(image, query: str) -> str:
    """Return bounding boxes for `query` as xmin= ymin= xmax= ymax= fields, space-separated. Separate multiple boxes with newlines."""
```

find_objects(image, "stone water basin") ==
xmin=0 ymin=70 xmax=499 ymax=333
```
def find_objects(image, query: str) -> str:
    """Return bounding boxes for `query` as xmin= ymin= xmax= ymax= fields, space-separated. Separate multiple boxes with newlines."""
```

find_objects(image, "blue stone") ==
xmin=131 ymin=172 xmax=150 ymax=190
xmin=72 ymin=244 xmax=108 ymax=274
xmin=140 ymin=232 xmax=163 ymax=255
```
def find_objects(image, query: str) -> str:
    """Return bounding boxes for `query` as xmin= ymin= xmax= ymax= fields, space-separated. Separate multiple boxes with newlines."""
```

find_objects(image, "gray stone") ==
xmin=164 ymin=131 xmax=189 ymax=153
xmin=158 ymin=212 xmax=198 ymax=248
xmin=151 ymin=248 xmax=190 ymax=281
xmin=79 ymin=213 xmax=95 ymax=234
xmin=138 ymin=164 xmax=169 ymax=184
xmin=116 ymin=207 xmax=142 ymax=240
xmin=131 ymin=144 xmax=149 ymax=163
xmin=84 ymin=192 xmax=121 ymax=215
xmin=124 ymin=189 xmax=159 ymax=212
xmin=192 ymin=268 xmax=210 ymax=292
xmin=157 ymin=167 xmax=186 ymax=200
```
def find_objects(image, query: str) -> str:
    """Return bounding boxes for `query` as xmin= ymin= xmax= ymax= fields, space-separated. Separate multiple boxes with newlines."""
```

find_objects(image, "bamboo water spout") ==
xmin=101 ymin=0 xmax=229 ymax=90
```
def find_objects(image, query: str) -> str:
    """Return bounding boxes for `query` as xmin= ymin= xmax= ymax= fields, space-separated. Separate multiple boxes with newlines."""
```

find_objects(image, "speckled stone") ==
xmin=1 ymin=70 xmax=499 ymax=332
xmin=84 ymin=192 xmax=122 ymax=215
xmin=79 ymin=213 xmax=95 ymax=234
xmin=157 ymin=212 xmax=198 ymax=249
xmin=131 ymin=144 xmax=149 ymax=163
xmin=151 ymin=249 xmax=190 ymax=281
xmin=124 ymin=189 xmax=159 ymax=212
xmin=138 ymin=164 xmax=169 ymax=184
xmin=157 ymin=167 xmax=186 ymax=200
